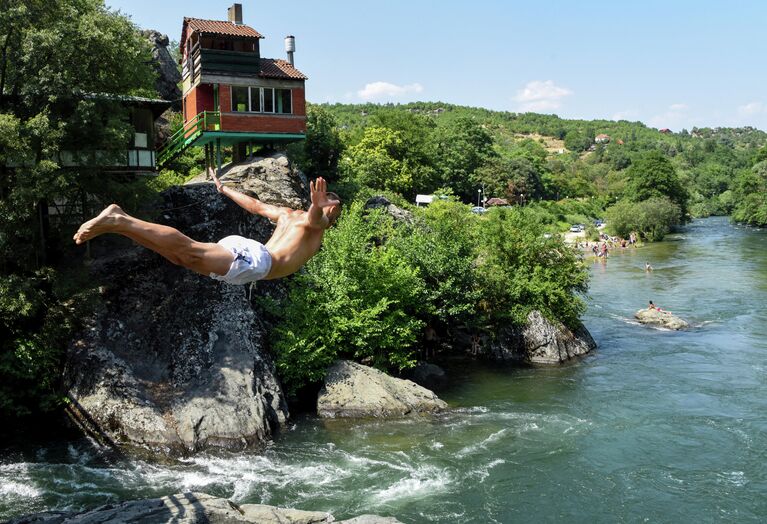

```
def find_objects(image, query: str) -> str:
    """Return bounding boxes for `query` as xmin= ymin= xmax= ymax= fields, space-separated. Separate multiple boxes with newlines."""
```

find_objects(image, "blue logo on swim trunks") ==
xmin=233 ymin=247 xmax=253 ymax=265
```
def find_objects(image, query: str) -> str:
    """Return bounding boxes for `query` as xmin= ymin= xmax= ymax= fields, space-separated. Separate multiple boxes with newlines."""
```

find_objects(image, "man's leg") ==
xmin=74 ymin=204 xmax=234 ymax=276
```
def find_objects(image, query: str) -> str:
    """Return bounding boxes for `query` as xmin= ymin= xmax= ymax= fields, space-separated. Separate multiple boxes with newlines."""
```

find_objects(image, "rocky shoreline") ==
xmin=8 ymin=492 xmax=401 ymax=524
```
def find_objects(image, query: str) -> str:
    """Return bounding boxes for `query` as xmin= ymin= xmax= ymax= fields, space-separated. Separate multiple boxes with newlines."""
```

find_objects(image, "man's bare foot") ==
xmin=73 ymin=204 xmax=126 ymax=244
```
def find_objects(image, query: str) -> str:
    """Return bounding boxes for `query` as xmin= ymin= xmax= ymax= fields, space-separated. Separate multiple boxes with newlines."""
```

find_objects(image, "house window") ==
xmin=263 ymin=88 xmax=274 ymax=113
xmin=249 ymin=87 xmax=261 ymax=112
xmin=277 ymin=89 xmax=292 ymax=114
xmin=230 ymin=86 xmax=293 ymax=114
xmin=232 ymin=86 xmax=249 ymax=112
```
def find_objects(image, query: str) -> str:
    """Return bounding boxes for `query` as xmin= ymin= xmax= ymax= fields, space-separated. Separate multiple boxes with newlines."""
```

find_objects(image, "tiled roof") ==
xmin=184 ymin=17 xmax=263 ymax=39
xmin=260 ymin=58 xmax=307 ymax=80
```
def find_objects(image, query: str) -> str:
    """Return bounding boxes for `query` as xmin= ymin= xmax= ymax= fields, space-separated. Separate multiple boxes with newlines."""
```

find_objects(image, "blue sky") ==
xmin=106 ymin=0 xmax=767 ymax=131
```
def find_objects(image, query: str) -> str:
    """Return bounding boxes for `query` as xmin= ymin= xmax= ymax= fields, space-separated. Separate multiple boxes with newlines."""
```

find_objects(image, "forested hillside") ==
xmin=295 ymin=102 xmax=766 ymax=225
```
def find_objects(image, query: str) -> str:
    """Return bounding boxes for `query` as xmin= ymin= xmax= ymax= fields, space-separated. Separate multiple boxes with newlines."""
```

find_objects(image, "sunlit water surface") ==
xmin=2 ymin=217 xmax=767 ymax=522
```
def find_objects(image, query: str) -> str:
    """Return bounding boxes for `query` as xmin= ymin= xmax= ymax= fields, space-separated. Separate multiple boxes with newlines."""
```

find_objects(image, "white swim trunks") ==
xmin=210 ymin=235 xmax=273 ymax=285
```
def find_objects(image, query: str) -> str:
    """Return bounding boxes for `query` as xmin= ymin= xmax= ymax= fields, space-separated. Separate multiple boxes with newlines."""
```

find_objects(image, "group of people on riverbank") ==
xmin=573 ymin=231 xmax=639 ymax=258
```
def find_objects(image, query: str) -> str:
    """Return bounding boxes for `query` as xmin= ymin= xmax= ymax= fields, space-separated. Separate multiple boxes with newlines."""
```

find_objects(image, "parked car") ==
xmin=471 ymin=206 xmax=487 ymax=214
xmin=570 ymin=224 xmax=582 ymax=232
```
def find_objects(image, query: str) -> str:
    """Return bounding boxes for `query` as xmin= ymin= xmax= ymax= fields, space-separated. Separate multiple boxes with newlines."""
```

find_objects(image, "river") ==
xmin=2 ymin=217 xmax=766 ymax=522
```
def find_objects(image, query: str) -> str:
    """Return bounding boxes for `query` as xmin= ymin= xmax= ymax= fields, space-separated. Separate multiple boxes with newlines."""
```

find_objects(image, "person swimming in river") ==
xmin=73 ymin=174 xmax=341 ymax=284
xmin=645 ymin=262 xmax=653 ymax=271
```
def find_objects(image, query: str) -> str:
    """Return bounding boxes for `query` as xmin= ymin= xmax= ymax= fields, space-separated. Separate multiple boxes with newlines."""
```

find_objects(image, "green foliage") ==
xmin=432 ymin=116 xmax=496 ymax=200
xmin=271 ymin=200 xmax=590 ymax=392
xmin=271 ymin=204 xmax=425 ymax=392
xmin=564 ymin=130 xmax=592 ymax=152
xmin=289 ymin=104 xmax=344 ymax=182
xmin=624 ymin=151 xmax=689 ymax=217
xmin=0 ymin=269 xmax=94 ymax=417
xmin=0 ymin=0 xmax=157 ymax=418
xmin=605 ymin=197 xmax=682 ymax=241
xmin=731 ymin=161 xmax=767 ymax=226
xmin=477 ymin=208 xmax=589 ymax=327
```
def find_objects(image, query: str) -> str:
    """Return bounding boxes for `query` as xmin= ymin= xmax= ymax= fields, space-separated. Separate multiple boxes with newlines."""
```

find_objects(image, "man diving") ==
xmin=73 ymin=175 xmax=341 ymax=284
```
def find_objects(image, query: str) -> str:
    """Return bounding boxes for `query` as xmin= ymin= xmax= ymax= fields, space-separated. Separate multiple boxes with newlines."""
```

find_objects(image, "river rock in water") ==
xmin=317 ymin=360 xmax=447 ymax=418
xmin=635 ymin=308 xmax=689 ymax=330
xmin=7 ymin=492 xmax=402 ymax=524
xmin=65 ymin=158 xmax=307 ymax=457
xmin=489 ymin=310 xmax=597 ymax=364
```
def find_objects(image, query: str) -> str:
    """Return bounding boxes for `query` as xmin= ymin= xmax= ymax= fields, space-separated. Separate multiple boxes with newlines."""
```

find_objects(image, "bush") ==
xmin=271 ymin=204 xmax=425 ymax=393
xmin=270 ymin=199 xmax=591 ymax=393
xmin=477 ymin=208 xmax=589 ymax=328
xmin=605 ymin=197 xmax=681 ymax=241
xmin=0 ymin=269 xmax=94 ymax=418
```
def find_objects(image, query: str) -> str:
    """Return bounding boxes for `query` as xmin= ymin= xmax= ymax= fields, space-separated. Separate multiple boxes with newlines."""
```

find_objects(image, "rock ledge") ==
xmin=317 ymin=360 xmax=447 ymax=418
xmin=8 ymin=492 xmax=402 ymax=524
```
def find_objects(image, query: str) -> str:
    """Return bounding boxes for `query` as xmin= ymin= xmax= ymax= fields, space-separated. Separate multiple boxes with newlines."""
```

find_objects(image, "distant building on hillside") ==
xmin=595 ymin=134 xmax=611 ymax=144
xmin=659 ymin=128 xmax=672 ymax=134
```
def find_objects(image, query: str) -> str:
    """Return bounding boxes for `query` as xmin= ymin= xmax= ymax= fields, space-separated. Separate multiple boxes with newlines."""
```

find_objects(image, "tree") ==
xmin=431 ymin=116 xmax=496 ymax=200
xmin=292 ymin=104 xmax=344 ymax=182
xmin=732 ymin=161 xmax=767 ymax=226
xmin=605 ymin=197 xmax=682 ymax=241
xmin=340 ymin=126 xmax=414 ymax=195
xmin=624 ymin=150 xmax=689 ymax=217
xmin=0 ymin=0 xmax=156 ymax=418
xmin=473 ymin=156 xmax=544 ymax=203
xmin=564 ymin=130 xmax=591 ymax=152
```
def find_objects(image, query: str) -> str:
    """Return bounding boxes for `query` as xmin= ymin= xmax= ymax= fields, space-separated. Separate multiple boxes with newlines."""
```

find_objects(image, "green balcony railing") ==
xmin=157 ymin=111 xmax=220 ymax=168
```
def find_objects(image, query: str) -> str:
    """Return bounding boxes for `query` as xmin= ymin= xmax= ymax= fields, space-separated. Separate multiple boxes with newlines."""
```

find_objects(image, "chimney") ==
xmin=285 ymin=35 xmax=295 ymax=65
xmin=228 ymin=3 xmax=243 ymax=25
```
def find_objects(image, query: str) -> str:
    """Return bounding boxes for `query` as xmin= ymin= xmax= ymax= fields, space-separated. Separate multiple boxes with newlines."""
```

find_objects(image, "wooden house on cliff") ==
xmin=159 ymin=3 xmax=307 ymax=170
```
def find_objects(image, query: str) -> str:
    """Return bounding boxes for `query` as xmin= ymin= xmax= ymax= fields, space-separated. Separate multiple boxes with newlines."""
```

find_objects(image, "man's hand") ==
xmin=310 ymin=177 xmax=339 ymax=208
xmin=211 ymin=169 xmax=224 ymax=193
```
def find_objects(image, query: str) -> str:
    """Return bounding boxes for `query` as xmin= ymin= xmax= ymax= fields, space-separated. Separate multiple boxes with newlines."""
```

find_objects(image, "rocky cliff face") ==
xmin=143 ymin=30 xmax=182 ymax=105
xmin=489 ymin=310 xmax=596 ymax=364
xmin=64 ymin=155 xmax=305 ymax=457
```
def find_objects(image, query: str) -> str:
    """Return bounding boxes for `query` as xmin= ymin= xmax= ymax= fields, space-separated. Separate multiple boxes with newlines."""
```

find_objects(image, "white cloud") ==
xmin=738 ymin=101 xmax=766 ymax=116
xmin=648 ymin=103 xmax=690 ymax=129
xmin=356 ymin=81 xmax=424 ymax=101
xmin=611 ymin=110 xmax=638 ymax=121
xmin=513 ymin=80 xmax=572 ymax=112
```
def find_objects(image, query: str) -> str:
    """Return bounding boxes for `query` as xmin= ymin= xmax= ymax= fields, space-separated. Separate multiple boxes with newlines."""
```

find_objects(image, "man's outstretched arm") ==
xmin=212 ymin=170 xmax=287 ymax=221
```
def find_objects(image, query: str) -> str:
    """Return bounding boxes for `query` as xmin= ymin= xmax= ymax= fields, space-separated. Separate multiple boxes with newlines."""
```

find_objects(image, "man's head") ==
xmin=323 ymin=192 xmax=342 ymax=226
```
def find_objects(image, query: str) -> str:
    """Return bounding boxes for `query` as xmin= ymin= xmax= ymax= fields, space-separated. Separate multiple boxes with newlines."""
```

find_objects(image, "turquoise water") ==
xmin=2 ymin=217 xmax=767 ymax=522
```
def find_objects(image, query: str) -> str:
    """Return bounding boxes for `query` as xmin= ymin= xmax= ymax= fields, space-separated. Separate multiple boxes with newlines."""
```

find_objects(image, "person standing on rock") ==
xmin=73 ymin=175 xmax=341 ymax=284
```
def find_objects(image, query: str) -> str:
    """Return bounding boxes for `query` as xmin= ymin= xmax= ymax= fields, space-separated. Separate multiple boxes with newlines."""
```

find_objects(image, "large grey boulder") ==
xmin=489 ymin=310 xmax=596 ymax=364
xmin=143 ymin=30 xmax=182 ymax=104
xmin=215 ymin=152 xmax=311 ymax=211
xmin=7 ymin=492 xmax=402 ymax=524
xmin=317 ymin=360 xmax=447 ymax=418
xmin=66 ymin=160 xmax=308 ymax=457
xmin=635 ymin=308 xmax=689 ymax=330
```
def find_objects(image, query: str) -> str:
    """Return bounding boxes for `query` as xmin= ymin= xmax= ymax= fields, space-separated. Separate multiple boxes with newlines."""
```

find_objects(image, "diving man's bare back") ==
xmin=73 ymin=175 xmax=341 ymax=283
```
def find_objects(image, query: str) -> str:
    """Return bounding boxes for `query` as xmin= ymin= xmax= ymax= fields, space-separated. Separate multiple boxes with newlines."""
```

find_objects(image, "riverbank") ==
xmin=3 ymin=218 xmax=767 ymax=522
